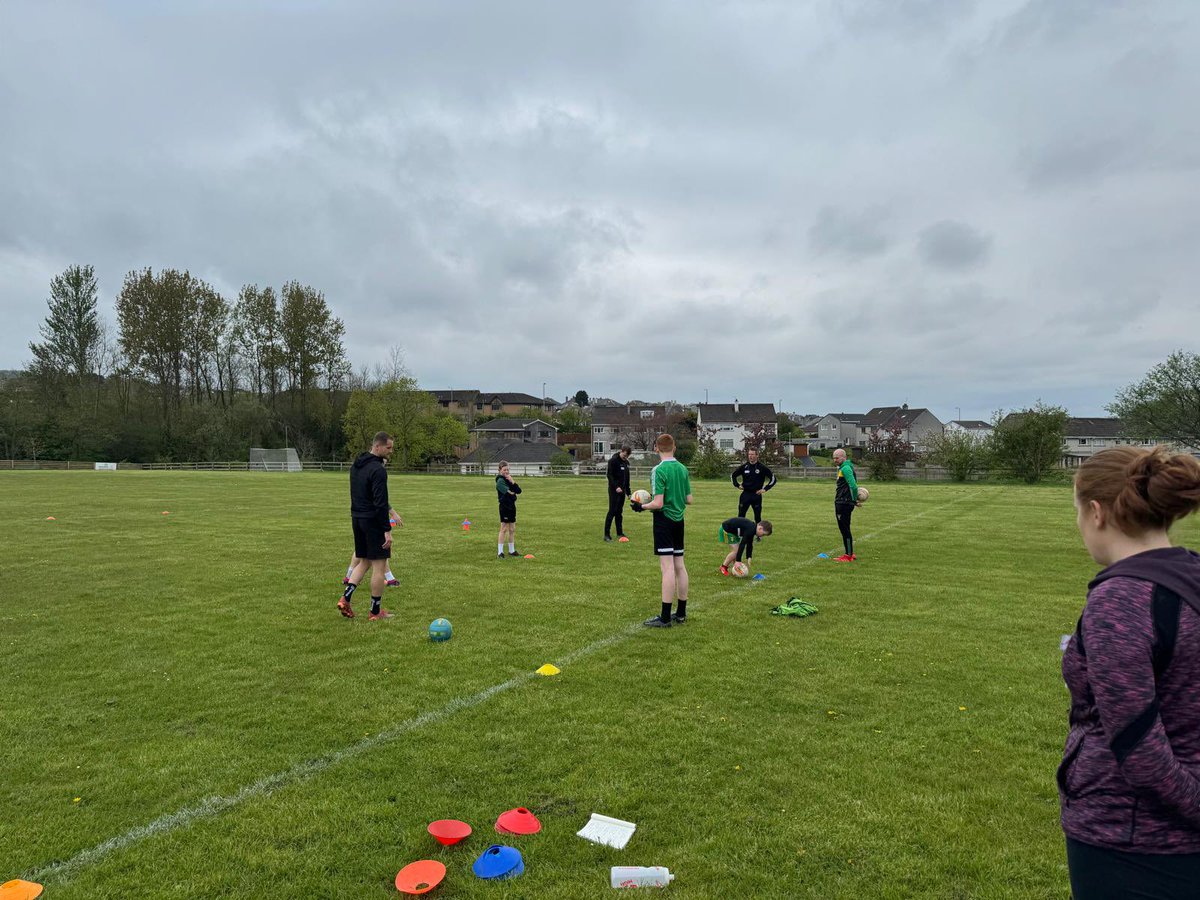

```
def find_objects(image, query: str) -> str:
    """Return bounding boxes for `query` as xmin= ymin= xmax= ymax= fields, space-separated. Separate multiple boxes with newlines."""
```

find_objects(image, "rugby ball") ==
xmin=631 ymin=489 xmax=652 ymax=504
xmin=857 ymin=487 xmax=869 ymax=502
xmin=731 ymin=561 xmax=749 ymax=577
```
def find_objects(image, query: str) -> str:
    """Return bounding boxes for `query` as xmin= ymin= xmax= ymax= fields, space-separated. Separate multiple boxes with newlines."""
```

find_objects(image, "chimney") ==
xmin=734 ymin=398 xmax=739 ymax=413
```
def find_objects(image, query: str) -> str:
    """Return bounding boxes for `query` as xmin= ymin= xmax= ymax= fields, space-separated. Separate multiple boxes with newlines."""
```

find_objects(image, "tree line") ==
xmin=1 ymin=264 xmax=465 ymax=464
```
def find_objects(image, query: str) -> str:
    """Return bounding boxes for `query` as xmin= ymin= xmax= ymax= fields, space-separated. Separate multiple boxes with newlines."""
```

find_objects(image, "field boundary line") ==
xmin=27 ymin=489 xmax=983 ymax=885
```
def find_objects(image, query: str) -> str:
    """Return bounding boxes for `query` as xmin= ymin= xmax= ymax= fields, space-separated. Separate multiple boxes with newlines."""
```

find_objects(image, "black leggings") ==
xmin=605 ymin=491 xmax=625 ymax=537
xmin=738 ymin=492 xmax=762 ymax=522
xmin=835 ymin=503 xmax=854 ymax=556
xmin=1067 ymin=838 xmax=1200 ymax=899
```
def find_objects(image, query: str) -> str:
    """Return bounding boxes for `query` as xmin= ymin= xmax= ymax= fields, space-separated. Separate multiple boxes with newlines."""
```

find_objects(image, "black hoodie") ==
xmin=1088 ymin=546 xmax=1200 ymax=616
xmin=350 ymin=452 xmax=390 ymax=526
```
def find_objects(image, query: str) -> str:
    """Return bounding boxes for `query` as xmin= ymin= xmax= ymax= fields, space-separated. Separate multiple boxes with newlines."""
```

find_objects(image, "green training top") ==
xmin=651 ymin=458 xmax=691 ymax=522
xmin=836 ymin=460 xmax=859 ymax=504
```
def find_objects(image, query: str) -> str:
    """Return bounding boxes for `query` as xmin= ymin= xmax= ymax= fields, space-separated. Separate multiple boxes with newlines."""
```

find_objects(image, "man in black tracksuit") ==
xmin=605 ymin=446 xmax=632 ymax=541
xmin=338 ymin=431 xmax=395 ymax=620
xmin=732 ymin=448 xmax=776 ymax=524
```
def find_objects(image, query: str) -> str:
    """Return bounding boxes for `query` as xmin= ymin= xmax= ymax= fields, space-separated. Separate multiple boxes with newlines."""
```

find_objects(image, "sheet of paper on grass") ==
xmin=577 ymin=813 xmax=637 ymax=849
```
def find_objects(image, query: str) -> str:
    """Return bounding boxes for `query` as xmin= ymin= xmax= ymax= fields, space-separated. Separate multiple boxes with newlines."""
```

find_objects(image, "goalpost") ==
xmin=249 ymin=447 xmax=302 ymax=472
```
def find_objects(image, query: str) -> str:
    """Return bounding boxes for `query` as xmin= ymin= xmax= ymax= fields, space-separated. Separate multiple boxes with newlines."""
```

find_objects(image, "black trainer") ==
xmin=604 ymin=535 xmax=613 ymax=542
xmin=509 ymin=550 xmax=520 ymax=556
xmin=497 ymin=554 xmax=505 ymax=560
xmin=642 ymin=615 xmax=671 ymax=628
xmin=671 ymin=613 xmax=687 ymax=624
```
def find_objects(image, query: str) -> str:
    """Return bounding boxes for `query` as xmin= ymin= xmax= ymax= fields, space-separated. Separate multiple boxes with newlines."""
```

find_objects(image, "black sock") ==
xmin=676 ymin=600 xmax=687 ymax=617
xmin=371 ymin=596 xmax=382 ymax=615
xmin=848 ymin=538 xmax=854 ymax=557
xmin=342 ymin=582 xmax=357 ymax=600
xmin=660 ymin=601 xmax=672 ymax=623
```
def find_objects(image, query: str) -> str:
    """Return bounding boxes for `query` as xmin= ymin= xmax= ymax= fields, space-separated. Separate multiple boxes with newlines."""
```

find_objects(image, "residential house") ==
xmin=696 ymin=402 xmax=777 ymax=451
xmin=467 ymin=417 xmax=557 ymax=451
xmin=459 ymin=417 xmax=561 ymax=475
xmin=432 ymin=391 xmax=556 ymax=419
xmin=944 ymin=420 xmax=994 ymax=439
xmin=1061 ymin=417 xmax=1160 ymax=467
xmin=857 ymin=406 xmax=944 ymax=453
xmin=430 ymin=389 xmax=481 ymax=423
xmin=591 ymin=404 xmax=674 ymax=457
xmin=813 ymin=413 xmax=864 ymax=450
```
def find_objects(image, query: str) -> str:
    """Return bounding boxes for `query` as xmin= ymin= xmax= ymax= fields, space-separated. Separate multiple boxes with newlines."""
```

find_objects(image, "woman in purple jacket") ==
xmin=1061 ymin=446 xmax=1200 ymax=898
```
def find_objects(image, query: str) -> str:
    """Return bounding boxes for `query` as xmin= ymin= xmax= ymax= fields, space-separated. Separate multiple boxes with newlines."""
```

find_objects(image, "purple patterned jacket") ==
xmin=1059 ymin=546 xmax=1200 ymax=852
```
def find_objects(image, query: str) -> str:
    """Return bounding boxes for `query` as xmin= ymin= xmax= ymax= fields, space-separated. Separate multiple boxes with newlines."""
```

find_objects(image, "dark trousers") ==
xmin=737 ymin=492 xmax=762 ymax=522
xmin=605 ymin=491 xmax=625 ymax=537
xmin=835 ymin=502 xmax=855 ymax=556
xmin=1067 ymin=838 xmax=1200 ymax=899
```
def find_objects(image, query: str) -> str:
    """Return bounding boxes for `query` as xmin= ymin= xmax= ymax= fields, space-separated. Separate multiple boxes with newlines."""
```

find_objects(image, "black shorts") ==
xmin=352 ymin=517 xmax=391 ymax=560
xmin=652 ymin=513 xmax=685 ymax=556
xmin=499 ymin=503 xmax=517 ymax=524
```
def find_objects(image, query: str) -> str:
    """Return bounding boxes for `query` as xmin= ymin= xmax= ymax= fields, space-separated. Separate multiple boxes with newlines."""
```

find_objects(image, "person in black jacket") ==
xmin=605 ymin=446 xmax=632 ymax=542
xmin=496 ymin=461 xmax=522 ymax=558
xmin=338 ymin=431 xmax=396 ymax=620
xmin=732 ymin=448 xmax=776 ymax=525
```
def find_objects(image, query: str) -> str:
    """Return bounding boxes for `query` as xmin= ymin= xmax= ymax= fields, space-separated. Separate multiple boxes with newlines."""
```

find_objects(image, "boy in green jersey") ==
xmin=630 ymin=433 xmax=693 ymax=626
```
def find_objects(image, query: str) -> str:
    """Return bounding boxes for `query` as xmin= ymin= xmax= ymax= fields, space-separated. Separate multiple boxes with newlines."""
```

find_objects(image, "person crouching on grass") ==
xmin=495 ymin=461 xmax=522 ymax=559
xmin=719 ymin=516 xmax=772 ymax=576
xmin=1060 ymin=446 xmax=1200 ymax=899
xmin=629 ymin=433 xmax=692 ymax=627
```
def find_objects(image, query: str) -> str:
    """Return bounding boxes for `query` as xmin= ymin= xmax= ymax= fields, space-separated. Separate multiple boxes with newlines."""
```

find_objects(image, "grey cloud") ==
xmin=2 ymin=0 xmax=1199 ymax=420
xmin=809 ymin=206 xmax=891 ymax=259
xmin=917 ymin=221 xmax=992 ymax=271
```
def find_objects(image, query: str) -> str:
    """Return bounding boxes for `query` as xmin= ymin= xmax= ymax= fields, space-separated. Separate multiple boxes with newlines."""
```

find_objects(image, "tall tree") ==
xmin=992 ymin=402 xmax=1069 ymax=483
xmin=574 ymin=389 xmax=589 ymax=407
xmin=233 ymin=285 xmax=282 ymax=405
xmin=1108 ymin=350 xmax=1200 ymax=449
xmin=116 ymin=268 xmax=192 ymax=424
xmin=28 ymin=264 xmax=103 ymax=382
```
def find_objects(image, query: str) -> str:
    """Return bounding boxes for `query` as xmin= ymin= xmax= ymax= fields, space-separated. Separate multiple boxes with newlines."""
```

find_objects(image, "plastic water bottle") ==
xmin=611 ymin=866 xmax=675 ymax=888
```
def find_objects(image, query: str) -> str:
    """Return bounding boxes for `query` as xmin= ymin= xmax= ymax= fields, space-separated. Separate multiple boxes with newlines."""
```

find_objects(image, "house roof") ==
xmin=460 ymin=441 xmax=562 ymax=464
xmin=819 ymin=412 xmax=864 ymax=423
xmin=479 ymin=392 xmax=548 ymax=405
xmin=471 ymin=418 xmax=557 ymax=432
xmin=861 ymin=406 xmax=936 ymax=429
xmin=429 ymin=389 xmax=480 ymax=401
xmin=1065 ymin=417 xmax=1126 ymax=438
xmin=591 ymin=405 xmax=669 ymax=425
xmin=698 ymin=403 xmax=776 ymax=424
xmin=950 ymin=420 xmax=992 ymax=430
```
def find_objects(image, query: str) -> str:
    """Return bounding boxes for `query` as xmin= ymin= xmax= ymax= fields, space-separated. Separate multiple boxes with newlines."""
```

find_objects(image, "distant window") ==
xmin=594 ymin=441 xmax=604 ymax=453
xmin=475 ymin=403 xmax=483 ymax=410
xmin=1077 ymin=438 xmax=1087 ymax=445
xmin=640 ymin=410 xmax=653 ymax=419
xmin=539 ymin=430 xmax=550 ymax=438
xmin=719 ymin=439 xmax=734 ymax=450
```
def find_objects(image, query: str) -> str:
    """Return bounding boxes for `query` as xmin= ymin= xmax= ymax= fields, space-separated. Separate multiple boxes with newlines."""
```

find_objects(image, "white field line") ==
xmin=28 ymin=490 xmax=981 ymax=885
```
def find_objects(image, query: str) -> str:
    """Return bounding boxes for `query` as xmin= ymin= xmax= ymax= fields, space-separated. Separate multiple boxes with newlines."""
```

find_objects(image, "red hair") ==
xmin=1075 ymin=446 xmax=1200 ymax=536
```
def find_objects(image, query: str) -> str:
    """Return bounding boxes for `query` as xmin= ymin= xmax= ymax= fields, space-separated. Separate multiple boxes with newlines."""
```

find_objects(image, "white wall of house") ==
xmin=459 ymin=461 xmax=553 ymax=476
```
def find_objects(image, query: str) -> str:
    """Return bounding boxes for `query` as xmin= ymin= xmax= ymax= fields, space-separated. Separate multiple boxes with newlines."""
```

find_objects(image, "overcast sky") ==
xmin=2 ymin=0 xmax=1198 ymax=421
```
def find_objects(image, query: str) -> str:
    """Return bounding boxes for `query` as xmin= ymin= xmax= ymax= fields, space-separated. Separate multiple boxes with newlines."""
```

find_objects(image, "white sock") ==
xmin=508 ymin=542 xmax=515 ymax=553
xmin=345 ymin=565 xmax=354 ymax=579
xmin=385 ymin=569 xmax=395 ymax=582
xmin=498 ymin=543 xmax=504 ymax=555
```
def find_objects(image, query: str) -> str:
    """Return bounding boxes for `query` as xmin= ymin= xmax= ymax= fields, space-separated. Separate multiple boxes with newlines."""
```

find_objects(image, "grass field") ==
xmin=5 ymin=472 xmax=1195 ymax=898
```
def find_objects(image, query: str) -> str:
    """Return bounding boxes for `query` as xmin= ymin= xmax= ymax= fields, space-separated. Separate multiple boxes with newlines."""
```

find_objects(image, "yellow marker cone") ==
xmin=536 ymin=664 xmax=560 ymax=676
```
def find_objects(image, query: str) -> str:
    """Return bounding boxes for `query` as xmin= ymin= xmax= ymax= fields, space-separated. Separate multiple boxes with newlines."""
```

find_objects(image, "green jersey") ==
xmin=835 ymin=460 xmax=859 ymax=504
xmin=651 ymin=458 xmax=691 ymax=522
